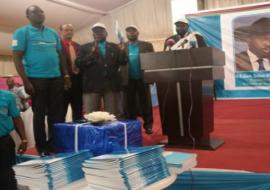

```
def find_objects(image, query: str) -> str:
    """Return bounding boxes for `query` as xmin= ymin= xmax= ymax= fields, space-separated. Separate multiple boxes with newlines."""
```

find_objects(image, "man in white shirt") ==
xmin=6 ymin=77 xmax=30 ymax=112
xmin=235 ymin=17 xmax=270 ymax=71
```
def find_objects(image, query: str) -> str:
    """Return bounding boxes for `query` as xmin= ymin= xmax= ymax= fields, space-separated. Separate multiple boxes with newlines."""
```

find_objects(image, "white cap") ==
xmin=174 ymin=18 xmax=188 ymax=24
xmin=91 ymin=22 xmax=106 ymax=30
xmin=125 ymin=25 xmax=138 ymax=31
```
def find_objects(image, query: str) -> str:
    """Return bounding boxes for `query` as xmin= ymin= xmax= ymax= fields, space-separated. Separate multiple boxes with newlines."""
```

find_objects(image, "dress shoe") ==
xmin=145 ymin=128 xmax=153 ymax=135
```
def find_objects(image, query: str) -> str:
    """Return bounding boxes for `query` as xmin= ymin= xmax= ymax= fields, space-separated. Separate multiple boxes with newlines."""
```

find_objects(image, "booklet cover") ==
xmin=82 ymin=145 xmax=171 ymax=190
xmin=163 ymin=151 xmax=197 ymax=174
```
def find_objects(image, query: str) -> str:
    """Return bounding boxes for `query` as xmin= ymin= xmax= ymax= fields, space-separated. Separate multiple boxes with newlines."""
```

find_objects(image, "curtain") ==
xmin=73 ymin=0 xmax=172 ymax=51
xmin=73 ymin=0 xmax=270 ymax=51
xmin=203 ymin=0 xmax=270 ymax=10
xmin=0 ymin=55 xmax=17 ymax=76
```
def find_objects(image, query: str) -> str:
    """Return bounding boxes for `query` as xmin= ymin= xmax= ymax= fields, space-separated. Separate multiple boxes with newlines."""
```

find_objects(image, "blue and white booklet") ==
xmin=163 ymin=151 xmax=197 ymax=174
xmin=14 ymin=150 xmax=92 ymax=190
xmin=82 ymin=145 xmax=171 ymax=190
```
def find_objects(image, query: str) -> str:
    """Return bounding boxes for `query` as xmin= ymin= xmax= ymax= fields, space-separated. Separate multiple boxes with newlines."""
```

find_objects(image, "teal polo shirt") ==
xmin=98 ymin=41 xmax=106 ymax=58
xmin=128 ymin=43 xmax=141 ymax=79
xmin=12 ymin=24 xmax=62 ymax=78
xmin=0 ymin=90 xmax=20 ymax=137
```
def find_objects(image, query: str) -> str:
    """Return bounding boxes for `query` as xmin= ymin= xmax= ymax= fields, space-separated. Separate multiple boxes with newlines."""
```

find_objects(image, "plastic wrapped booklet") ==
xmin=14 ymin=150 xmax=92 ymax=190
xmin=54 ymin=120 xmax=142 ymax=156
xmin=82 ymin=145 xmax=171 ymax=190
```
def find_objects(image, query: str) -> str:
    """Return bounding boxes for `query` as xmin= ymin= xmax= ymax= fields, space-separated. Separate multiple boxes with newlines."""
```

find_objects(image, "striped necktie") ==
xmin=257 ymin=58 xmax=265 ymax=71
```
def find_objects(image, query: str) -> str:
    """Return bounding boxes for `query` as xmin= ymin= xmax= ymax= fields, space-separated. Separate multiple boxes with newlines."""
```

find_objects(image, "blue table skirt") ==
xmin=166 ymin=170 xmax=270 ymax=190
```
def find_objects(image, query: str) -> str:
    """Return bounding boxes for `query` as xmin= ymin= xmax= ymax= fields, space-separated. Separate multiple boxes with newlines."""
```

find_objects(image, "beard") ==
xmin=177 ymin=29 xmax=188 ymax=36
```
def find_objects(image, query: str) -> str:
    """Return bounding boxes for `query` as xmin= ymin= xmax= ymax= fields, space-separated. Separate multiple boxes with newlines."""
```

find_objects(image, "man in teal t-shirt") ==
xmin=0 ymin=90 xmax=28 ymax=189
xmin=12 ymin=5 xmax=71 ymax=156
xmin=123 ymin=25 xmax=154 ymax=135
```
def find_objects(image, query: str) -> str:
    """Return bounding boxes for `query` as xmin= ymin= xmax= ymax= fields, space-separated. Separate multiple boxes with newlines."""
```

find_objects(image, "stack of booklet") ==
xmin=82 ymin=145 xmax=171 ymax=190
xmin=163 ymin=151 xmax=197 ymax=174
xmin=14 ymin=150 xmax=92 ymax=190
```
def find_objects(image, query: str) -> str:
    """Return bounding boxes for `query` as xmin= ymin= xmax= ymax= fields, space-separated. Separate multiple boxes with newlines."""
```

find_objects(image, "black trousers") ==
xmin=30 ymin=77 xmax=64 ymax=153
xmin=126 ymin=79 xmax=153 ymax=129
xmin=0 ymin=135 xmax=17 ymax=190
xmin=63 ymin=74 xmax=83 ymax=121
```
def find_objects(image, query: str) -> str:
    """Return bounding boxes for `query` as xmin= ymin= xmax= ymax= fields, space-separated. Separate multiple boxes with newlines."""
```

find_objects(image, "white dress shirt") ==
xmin=247 ymin=49 xmax=270 ymax=71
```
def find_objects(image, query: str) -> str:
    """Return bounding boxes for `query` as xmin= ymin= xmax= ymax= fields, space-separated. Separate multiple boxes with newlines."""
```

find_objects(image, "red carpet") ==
xmin=143 ymin=100 xmax=270 ymax=173
xmin=26 ymin=100 xmax=270 ymax=172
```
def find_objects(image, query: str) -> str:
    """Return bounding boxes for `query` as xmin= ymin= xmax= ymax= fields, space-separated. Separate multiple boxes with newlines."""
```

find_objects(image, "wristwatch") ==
xmin=64 ymin=74 xmax=70 ymax=78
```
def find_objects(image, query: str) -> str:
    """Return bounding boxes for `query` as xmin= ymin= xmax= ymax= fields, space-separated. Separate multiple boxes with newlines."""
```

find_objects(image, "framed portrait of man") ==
xmin=234 ymin=15 xmax=270 ymax=72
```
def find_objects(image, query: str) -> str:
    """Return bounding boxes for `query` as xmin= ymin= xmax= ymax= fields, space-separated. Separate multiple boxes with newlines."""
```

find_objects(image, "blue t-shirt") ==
xmin=128 ymin=43 xmax=141 ymax=79
xmin=0 ymin=90 xmax=20 ymax=137
xmin=98 ymin=41 xmax=106 ymax=58
xmin=12 ymin=24 xmax=62 ymax=78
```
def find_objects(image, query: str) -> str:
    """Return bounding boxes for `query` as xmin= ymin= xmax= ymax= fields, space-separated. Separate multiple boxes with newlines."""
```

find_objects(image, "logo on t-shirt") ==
xmin=0 ymin=107 xmax=8 ymax=116
xmin=12 ymin=40 xmax=18 ymax=47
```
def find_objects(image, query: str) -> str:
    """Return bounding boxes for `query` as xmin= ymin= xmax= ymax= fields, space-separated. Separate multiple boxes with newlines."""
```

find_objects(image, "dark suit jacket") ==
xmin=75 ymin=41 xmax=126 ymax=93
xmin=163 ymin=33 xmax=206 ymax=51
xmin=235 ymin=51 xmax=253 ymax=71
xmin=120 ymin=41 xmax=154 ymax=86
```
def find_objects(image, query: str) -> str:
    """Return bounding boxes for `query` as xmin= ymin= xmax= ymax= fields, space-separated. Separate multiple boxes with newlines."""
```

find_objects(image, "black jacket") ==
xmin=120 ymin=40 xmax=154 ymax=86
xmin=235 ymin=51 xmax=253 ymax=71
xmin=75 ymin=41 xmax=126 ymax=93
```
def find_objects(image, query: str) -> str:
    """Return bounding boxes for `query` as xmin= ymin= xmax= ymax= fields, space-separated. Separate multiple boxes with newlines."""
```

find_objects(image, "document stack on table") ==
xmin=82 ymin=145 xmax=171 ymax=190
xmin=163 ymin=151 xmax=197 ymax=174
xmin=14 ymin=150 xmax=92 ymax=190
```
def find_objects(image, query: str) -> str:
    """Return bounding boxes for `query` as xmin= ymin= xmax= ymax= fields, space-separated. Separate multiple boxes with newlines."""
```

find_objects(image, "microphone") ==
xmin=165 ymin=39 xmax=175 ymax=51
xmin=171 ymin=39 xmax=189 ymax=50
xmin=180 ymin=39 xmax=188 ymax=48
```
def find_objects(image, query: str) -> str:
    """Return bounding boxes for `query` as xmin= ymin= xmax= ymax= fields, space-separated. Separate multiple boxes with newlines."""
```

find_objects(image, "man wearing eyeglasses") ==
xmin=60 ymin=24 xmax=82 ymax=121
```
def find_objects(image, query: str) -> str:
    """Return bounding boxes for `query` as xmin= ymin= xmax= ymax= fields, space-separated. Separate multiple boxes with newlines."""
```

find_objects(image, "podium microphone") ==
xmin=180 ymin=39 xmax=188 ymax=48
xmin=165 ymin=39 xmax=175 ymax=51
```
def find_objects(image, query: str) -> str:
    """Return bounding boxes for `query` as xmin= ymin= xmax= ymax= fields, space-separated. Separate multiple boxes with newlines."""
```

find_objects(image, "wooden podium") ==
xmin=140 ymin=47 xmax=225 ymax=150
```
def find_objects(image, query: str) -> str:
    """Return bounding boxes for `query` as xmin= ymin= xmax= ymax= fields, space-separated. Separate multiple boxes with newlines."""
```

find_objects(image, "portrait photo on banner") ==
xmin=233 ymin=13 xmax=270 ymax=87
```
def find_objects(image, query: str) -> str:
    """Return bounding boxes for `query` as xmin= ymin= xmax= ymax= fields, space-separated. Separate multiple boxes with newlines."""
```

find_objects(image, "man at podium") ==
xmin=158 ymin=18 xmax=207 ymax=136
xmin=140 ymin=18 xmax=225 ymax=149
xmin=164 ymin=18 xmax=206 ymax=51
xmin=153 ymin=17 xmax=224 ymax=150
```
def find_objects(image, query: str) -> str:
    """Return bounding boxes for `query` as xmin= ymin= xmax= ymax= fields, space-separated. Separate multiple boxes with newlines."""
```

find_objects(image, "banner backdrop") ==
xmin=187 ymin=3 xmax=270 ymax=99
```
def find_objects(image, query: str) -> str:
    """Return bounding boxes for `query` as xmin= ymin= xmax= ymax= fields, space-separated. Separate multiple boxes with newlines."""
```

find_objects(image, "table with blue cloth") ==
xmin=53 ymin=120 xmax=142 ymax=156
